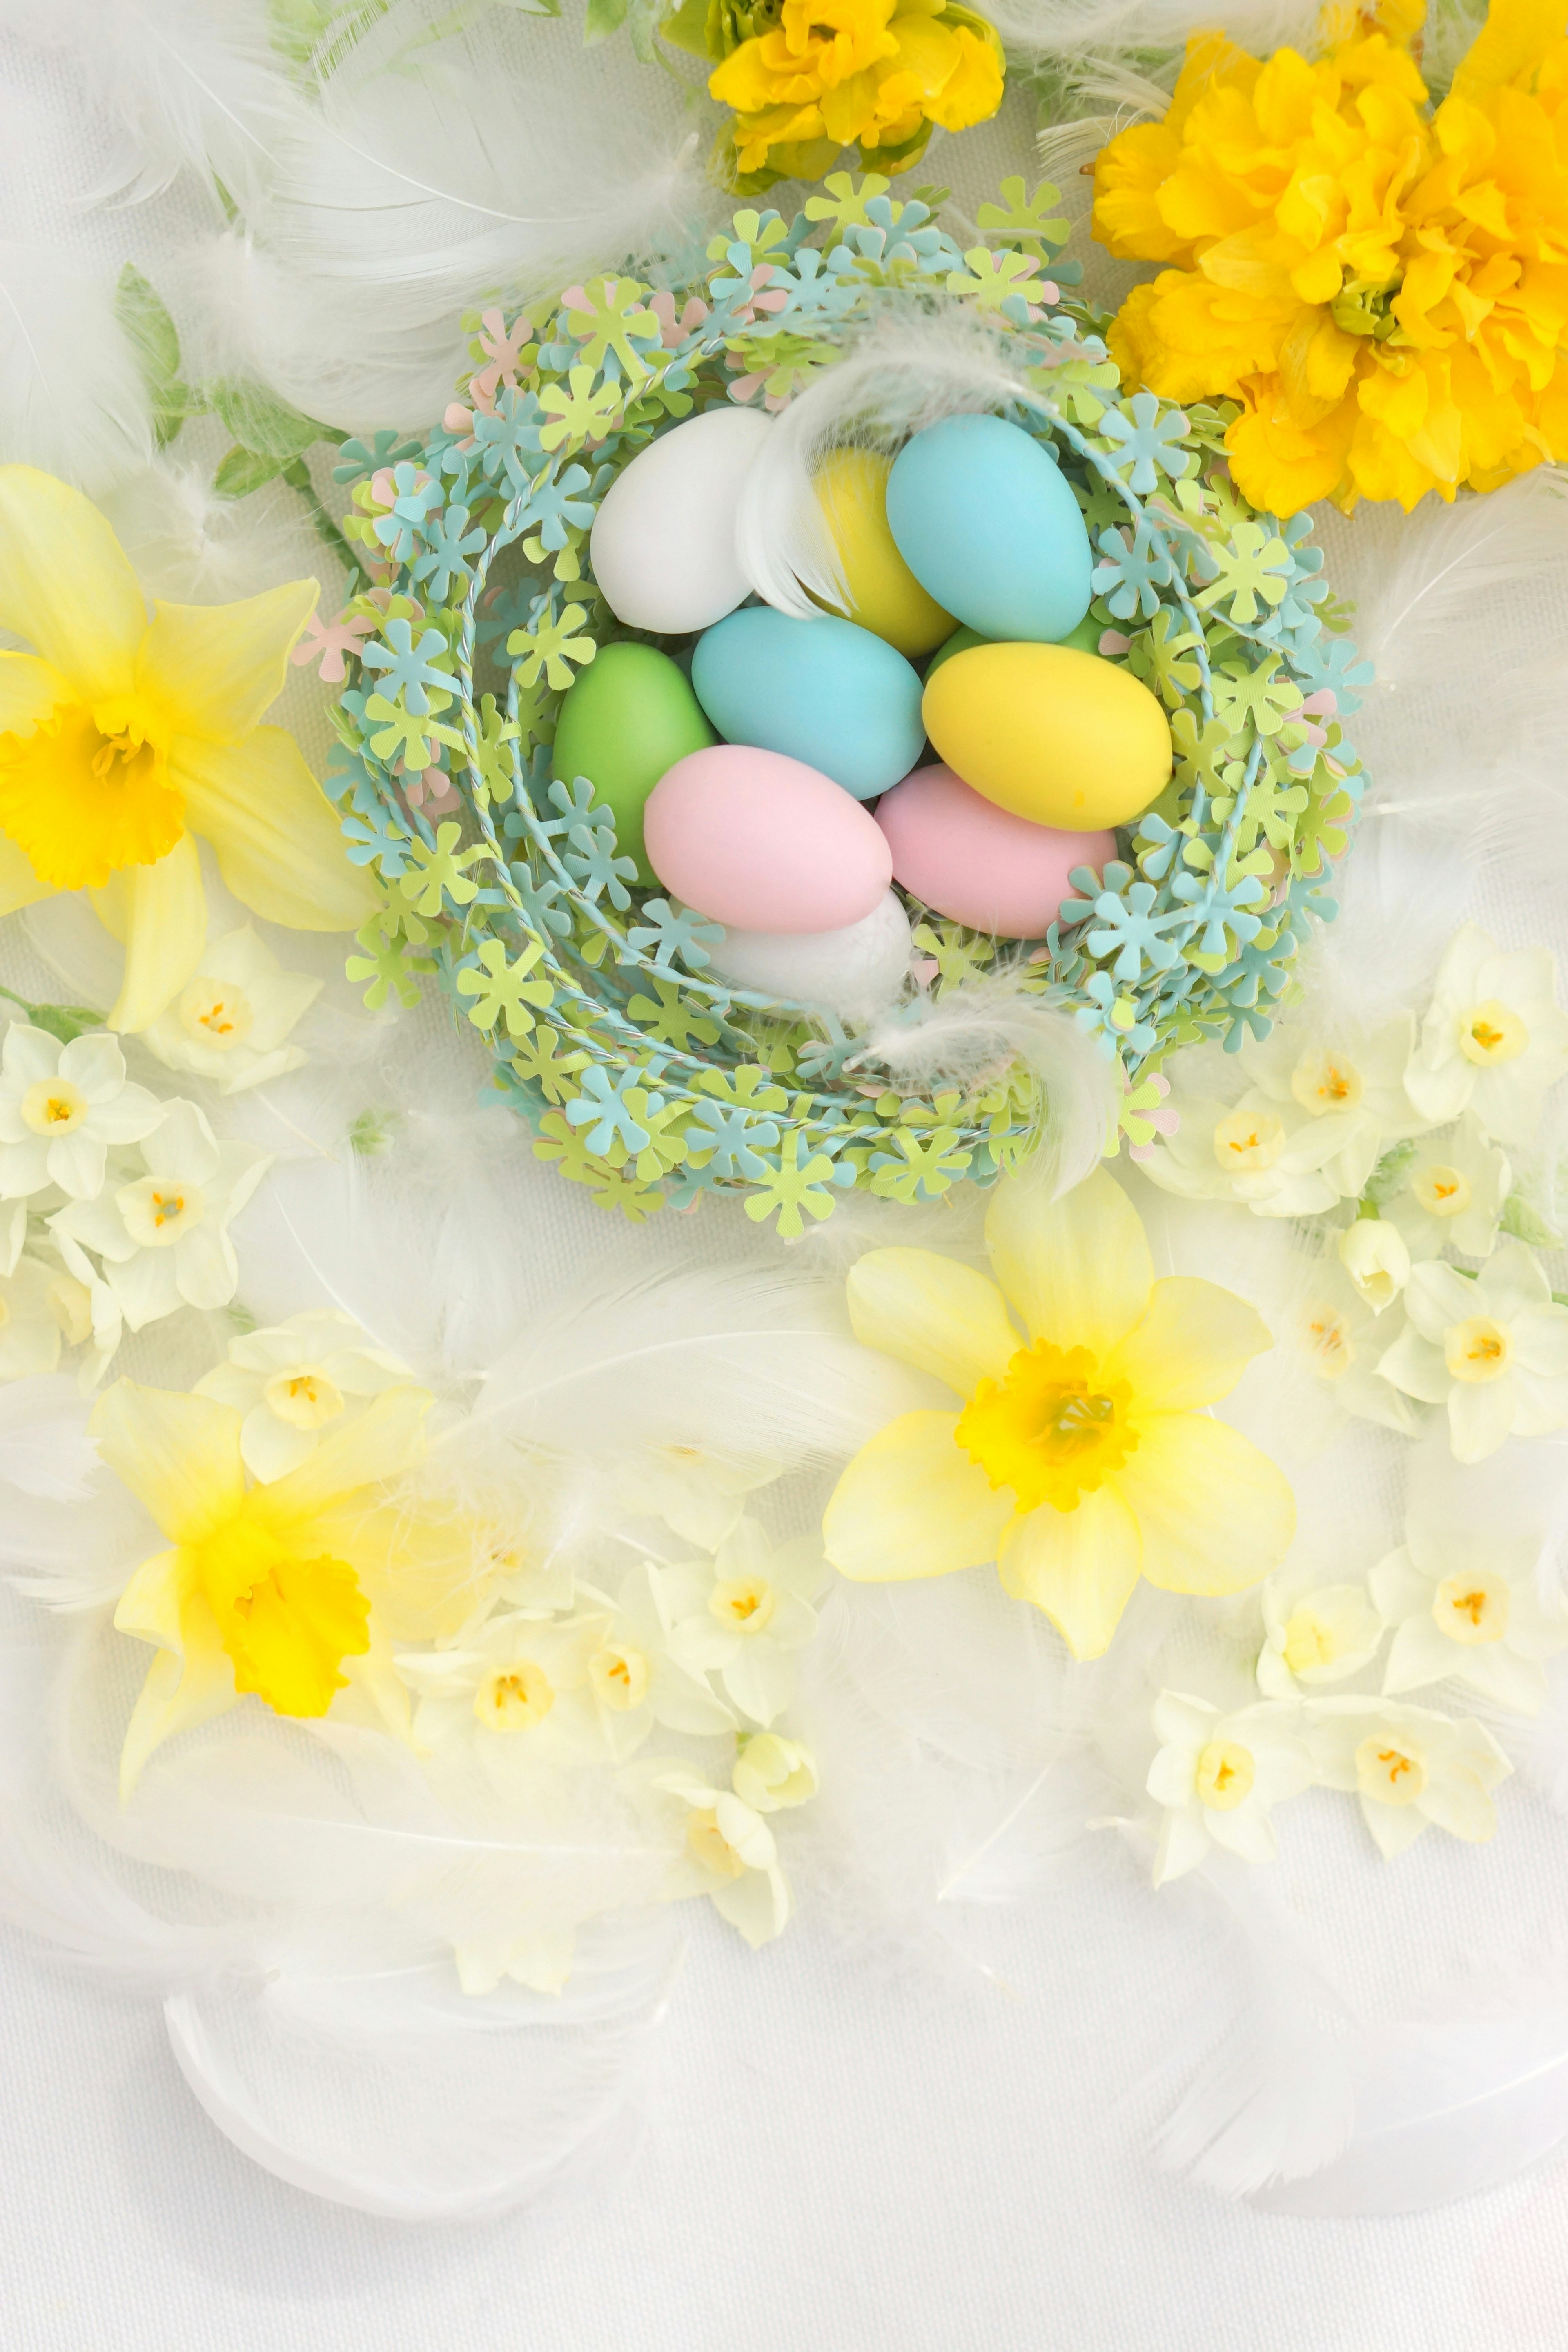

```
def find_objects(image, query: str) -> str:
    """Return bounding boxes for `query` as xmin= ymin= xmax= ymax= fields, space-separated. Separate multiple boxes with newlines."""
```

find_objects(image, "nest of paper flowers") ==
xmin=325 ymin=173 xmax=1370 ymax=1232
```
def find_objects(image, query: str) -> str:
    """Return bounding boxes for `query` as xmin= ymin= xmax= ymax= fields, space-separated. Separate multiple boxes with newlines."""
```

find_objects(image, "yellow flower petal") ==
xmin=114 ymin=1557 xmax=239 ymax=1800
xmin=985 ymin=1166 xmax=1153 ymax=1355
xmin=136 ymin=580 xmax=320 ymax=746
xmin=91 ymin=1381 xmax=246 ymax=1545
xmin=104 ymin=827 xmax=207 ymax=1032
xmin=253 ymin=1384 xmax=432 ymax=1531
xmin=0 ymin=828 xmax=51 ymax=917
xmin=0 ymin=466 xmax=145 ymax=700
xmin=1451 ymin=0 xmax=1563 ymax=97
xmin=0 ymin=652 xmax=68 ymax=735
xmin=824 ymin=1409 xmax=1014 ymax=1580
xmin=1114 ymin=1410 xmax=1294 ymax=1594
xmin=1103 ymin=1276 xmax=1273 ymax=1410
xmin=996 ymin=1486 xmax=1143 ymax=1658
xmin=171 ymin=725 xmax=378 ymax=931
xmin=846 ymin=1247 xmax=1019 ymax=1395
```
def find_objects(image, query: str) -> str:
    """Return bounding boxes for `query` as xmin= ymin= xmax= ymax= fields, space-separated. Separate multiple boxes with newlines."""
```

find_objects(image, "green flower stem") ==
xmin=281 ymin=457 xmax=358 ymax=576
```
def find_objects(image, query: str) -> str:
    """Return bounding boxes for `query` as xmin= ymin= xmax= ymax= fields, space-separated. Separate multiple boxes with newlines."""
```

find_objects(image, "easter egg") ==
xmin=924 ymin=624 xmax=989 ymax=679
xmin=812 ymin=449 xmax=954 ymax=657
xmin=644 ymin=745 xmax=892 ymax=933
xmin=886 ymin=414 xmax=1093 ymax=644
xmin=705 ymin=891 xmax=913 ymax=1020
xmin=589 ymin=408 xmax=772 ymax=634
xmin=551 ymin=643 xmax=715 ymax=883
xmin=922 ymin=643 xmax=1172 ymax=829
xmin=691 ymin=607 xmax=924 ymax=801
xmin=877 ymin=766 xmax=1114 ymax=940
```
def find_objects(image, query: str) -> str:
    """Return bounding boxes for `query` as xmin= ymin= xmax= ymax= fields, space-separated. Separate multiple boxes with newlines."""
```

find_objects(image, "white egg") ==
xmin=589 ymin=407 xmax=773 ymax=635
xmin=703 ymin=890 xmax=913 ymax=1022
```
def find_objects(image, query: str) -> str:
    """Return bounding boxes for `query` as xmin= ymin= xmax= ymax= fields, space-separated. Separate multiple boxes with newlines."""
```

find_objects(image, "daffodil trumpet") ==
xmin=823 ymin=1168 xmax=1296 ymax=1658
xmin=0 ymin=466 xmax=374 ymax=1033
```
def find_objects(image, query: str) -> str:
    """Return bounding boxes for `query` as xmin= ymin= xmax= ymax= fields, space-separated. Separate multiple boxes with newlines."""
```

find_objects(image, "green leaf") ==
xmin=658 ymin=0 xmax=714 ymax=56
xmin=25 ymin=1002 xmax=109 ymax=1045
xmin=1501 ymin=1192 xmax=1564 ymax=1248
xmin=584 ymin=0 xmax=627 ymax=37
xmin=208 ymin=376 xmax=324 ymax=460
xmin=213 ymin=445 xmax=288 ymax=499
xmin=115 ymin=263 xmax=203 ymax=448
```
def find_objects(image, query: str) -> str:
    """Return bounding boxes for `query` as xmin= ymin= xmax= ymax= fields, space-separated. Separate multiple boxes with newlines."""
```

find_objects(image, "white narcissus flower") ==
xmin=1239 ymin=1016 xmax=1430 ymax=1195
xmin=1141 ymin=1085 xmax=1362 ymax=1218
xmin=1256 ymin=1562 xmax=1385 ymax=1697
xmin=48 ymin=1099 xmax=272 ymax=1329
xmin=1146 ymin=1692 xmax=1314 ymax=1884
xmin=1287 ymin=1254 xmax=1423 ymax=1437
xmin=0 ymin=1253 xmax=62 ymax=1379
xmin=732 ymin=1731 xmax=818 ymax=1813
xmin=1384 ymin=1115 xmax=1512 ymax=1261
xmin=612 ymin=1444 xmax=782 ymax=1550
xmin=194 ymin=1307 xmax=412 ymax=1480
xmin=659 ymin=1517 xmax=826 ymax=1727
xmin=652 ymin=1765 xmax=791 ymax=1948
xmin=570 ymin=1561 xmax=737 ymax=1762
xmin=1376 ymin=1243 xmax=1568 ymax=1462
xmin=139 ymin=926 xmax=323 ymax=1094
xmin=0 ymin=1023 xmax=163 ymax=1200
xmin=1371 ymin=1526 xmax=1568 ymax=1715
xmin=1337 ymin=1215 xmax=1410 ymax=1313
xmin=394 ymin=1608 xmax=614 ymax=1764
xmin=1405 ymin=923 xmax=1568 ymax=1144
xmin=452 ymin=1927 xmax=577 ymax=1999
xmin=1309 ymin=1698 xmax=1512 ymax=1857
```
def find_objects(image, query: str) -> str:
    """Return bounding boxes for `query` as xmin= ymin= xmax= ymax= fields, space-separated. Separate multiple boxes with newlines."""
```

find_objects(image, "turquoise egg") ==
xmin=690 ymin=607 xmax=924 ymax=802
xmin=885 ymin=414 xmax=1093 ymax=645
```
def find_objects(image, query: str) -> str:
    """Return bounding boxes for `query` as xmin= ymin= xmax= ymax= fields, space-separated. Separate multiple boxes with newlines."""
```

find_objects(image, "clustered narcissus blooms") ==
xmin=1093 ymin=0 xmax=1568 ymax=514
xmin=663 ymin=0 xmax=1005 ymax=187
xmin=822 ymin=1165 xmax=1296 ymax=1657
xmin=0 ymin=467 xmax=373 ymax=1032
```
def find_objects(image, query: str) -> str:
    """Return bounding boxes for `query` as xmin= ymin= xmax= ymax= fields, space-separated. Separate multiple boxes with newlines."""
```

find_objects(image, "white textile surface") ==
xmin=0 ymin=22 xmax=1566 ymax=2352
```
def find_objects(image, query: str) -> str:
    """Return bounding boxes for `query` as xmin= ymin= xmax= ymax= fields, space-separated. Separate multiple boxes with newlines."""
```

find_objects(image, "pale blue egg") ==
xmin=690 ymin=607 xmax=924 ymax=801
xmin=885 ymin=414 xmax=1093 ymax=644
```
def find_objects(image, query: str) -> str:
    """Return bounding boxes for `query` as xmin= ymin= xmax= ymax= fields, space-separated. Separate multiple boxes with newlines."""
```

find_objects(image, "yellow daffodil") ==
xmin=706 ymin=0 xmax=1004 ymax=182
xmin=823 ymin=1169 xmax=1295 ymax=1657
xmin=1093 ymin=0 xmax=1568 ymax=513
xmin=91 ymin=1376 xmax=432 ymax=1797
xmin=0 ymin=467 xmax=374 ymax=1032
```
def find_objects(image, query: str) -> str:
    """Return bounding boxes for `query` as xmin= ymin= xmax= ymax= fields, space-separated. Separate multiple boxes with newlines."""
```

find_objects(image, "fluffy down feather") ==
xmin=0 ymin=242 xmax=153 ymax=495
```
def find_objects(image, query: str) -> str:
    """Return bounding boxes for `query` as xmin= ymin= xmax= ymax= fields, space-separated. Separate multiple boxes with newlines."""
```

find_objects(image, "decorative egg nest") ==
xmin=326 ymin=173 xmax=1370 ymax=1233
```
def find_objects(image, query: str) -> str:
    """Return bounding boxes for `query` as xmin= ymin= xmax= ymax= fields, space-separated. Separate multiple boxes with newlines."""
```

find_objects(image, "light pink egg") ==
xmin=644 ymin=745 xmax=892 ymax=934
xmin=876 ymin=764 xmax=1115 ymax=939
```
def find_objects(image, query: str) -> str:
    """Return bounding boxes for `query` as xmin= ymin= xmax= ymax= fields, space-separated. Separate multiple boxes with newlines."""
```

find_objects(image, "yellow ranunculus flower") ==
xmin=93 ymin=1378 xmax=432 ymax=1796
xmin=1092 ymin=0 xmax=1568 ymax=514
xmin=823 ymin=1169 xmax=1295 ymax=1659
xmin=710 ymin=0 xmax=1003 ymax=179
xmin=0 ymin=467 xmax=375 ymax=1032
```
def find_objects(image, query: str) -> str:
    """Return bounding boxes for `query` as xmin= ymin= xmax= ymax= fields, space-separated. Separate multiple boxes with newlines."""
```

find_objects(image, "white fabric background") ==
xmin=2 ymin=19 xmax=1568 ymax=2351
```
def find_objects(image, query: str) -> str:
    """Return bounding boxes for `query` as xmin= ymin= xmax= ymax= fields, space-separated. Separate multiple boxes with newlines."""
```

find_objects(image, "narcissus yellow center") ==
xmin=21 ymin=1079 xmax=88 ymax=1134
xmin=1283 ymin=1607 xmax=1342 ymax=1672
xmin=1213 ymin=1108 xmax=1285 ymax=1170
xmin=180 ymin=978 xmax=254 ymax=1048
xmin=263 ymin=1367 xmax=344 ymax=1428
xmin=1413 ymin=1164 xmax=1470 ymax=1218
xmin=120 ymin=1176 xmax=202 ymax=1247
xmin=1433 ymin=1569 xmax=1509 ymax=1646
xmin=475 ymin=1659 xmax=554 ymax=1731
xmin=956 ymin=1340 xmax=1138 ymax=1514
xmin=1445 ymin=1316 xmax=1512 ymax=1383
xmin=1195 ymin=1739 xmax=1255 ymax=1811
xmin=1356 ymin=1735 xmax=1426 ymax=1806
xmin=709 ymin=1575 xmax=775 ymax=1635
xmin=687 ymin=1808 xmax=747 ymax=1879
xmin=1302 ymin=1305 xmax=1353 ymax=1381
xmin=0 ymin=696 xmax=183 ymax=890
xmin=1460 ymin=1000 xmax=1526 ymax=1066
xmin=1290 ymin=1049 xmax=1363 ymax=1115
xmin=191 ymin=1511 xmax=370 ymax=1715
xmin=589 ymin=1643 xmax=649 ymax=1711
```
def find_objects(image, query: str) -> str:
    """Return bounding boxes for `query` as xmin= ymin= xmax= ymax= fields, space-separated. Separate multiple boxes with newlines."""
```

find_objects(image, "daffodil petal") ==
xmin=1116 ymin=1411 xmax=1295 ymax=1595
xmin=172 ymin=726 xmax=378 ymax=931
xmin=0 ymin=466 xmax=145 ymax=699
xmin=91 ymin=1380 xmax=246 ymax=1544
xmin=985 ymin=1165 xmax=1153 ymax=1354
xmin=115 ymin=1569 xmax=240 ymax=1800
xmin=823 ymin=1410 xmax=1013 ymax=1580
xmin=256 ymin=1384 xmax=432 ymax=1529
xmin=996 ymin=1486 xmax=1143 ymax=1658
xmin=137 ymin=581 xmax=320 ymax=744
xmin=105 ymin=828 xmax=207 ymax=1032
xmin=0 ymin=651 xmax=68 ymax=733
xmin=1104 ymin=1276 xmax=1273 ymax=1409
xmin=846 ymin=1247 xmax=1020 ymax=1395
xmin=0 ymin=828 xmax=52 ymax=916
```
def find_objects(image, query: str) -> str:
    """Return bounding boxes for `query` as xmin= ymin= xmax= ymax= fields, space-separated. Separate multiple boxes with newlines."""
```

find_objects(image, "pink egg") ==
xmin=644 ymin=745 xmax=892 ymax=934
xmin=876 ymin=764 xmax=1115 ymax=939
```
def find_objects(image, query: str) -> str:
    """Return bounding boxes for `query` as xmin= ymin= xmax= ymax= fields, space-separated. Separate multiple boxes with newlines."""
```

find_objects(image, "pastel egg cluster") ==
xmin=566 ymin=406 xmax=1176 ymax=1018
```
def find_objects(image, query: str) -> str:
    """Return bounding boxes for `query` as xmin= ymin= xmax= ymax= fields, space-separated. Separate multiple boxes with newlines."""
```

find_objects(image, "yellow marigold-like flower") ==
xmin=706 ymin=0 xmax=1004 ymax=183
xmin=822 ymin=1168 xmax=1295 ymax=1659
xmin=1093 ymin=0 xmax=1568 ymax=514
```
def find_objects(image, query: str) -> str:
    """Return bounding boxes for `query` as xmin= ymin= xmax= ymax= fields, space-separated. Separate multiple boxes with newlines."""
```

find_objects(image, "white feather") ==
xmin=0 ymin=1377 xmax=97 ymax=1501
xmin=0 ymin=241 xmax=153 ymax=494
xmin=98 ymin=451 xmax=328 ymax=603
xmin=980 ymin=0 xmax=1323 ymax=64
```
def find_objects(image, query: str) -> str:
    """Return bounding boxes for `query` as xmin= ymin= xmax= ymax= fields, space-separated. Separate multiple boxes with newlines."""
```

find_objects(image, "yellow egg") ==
xmin=813 ymin=449 xmax=954 ymax=657
xmin=922 ymin=643 xmax=1173 ymax=830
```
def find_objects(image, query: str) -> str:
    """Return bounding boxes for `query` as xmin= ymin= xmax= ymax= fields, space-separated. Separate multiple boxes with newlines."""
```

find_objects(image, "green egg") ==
xmin=550 ymin=641 xmax=715 ymax=883
xmin=925 ymin=609 xmax=1103 ymax=682
xmin=1055 ymin=611 xmax=1105 ymax=655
